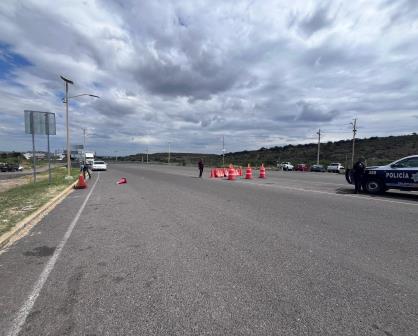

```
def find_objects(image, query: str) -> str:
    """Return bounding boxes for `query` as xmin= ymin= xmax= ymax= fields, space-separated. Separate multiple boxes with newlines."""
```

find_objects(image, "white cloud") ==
xmin=0 ymin=0 xmax=417 ymax=155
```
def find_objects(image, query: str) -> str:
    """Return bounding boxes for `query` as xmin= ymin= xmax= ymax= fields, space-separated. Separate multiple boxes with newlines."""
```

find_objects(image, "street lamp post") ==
xmin=82 ymin=128 xmax=86 ymax=152
xmin=60 ymin=75 xmax=100 ymax=180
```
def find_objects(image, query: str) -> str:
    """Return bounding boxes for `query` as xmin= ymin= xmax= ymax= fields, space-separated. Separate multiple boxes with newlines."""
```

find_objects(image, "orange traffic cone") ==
xmin=259 ymin=163 xmax=266 ymax=178
xmin=117 ymin=177 xmax=127 ymax=184
xmin=228 ymin=164 xmax=236 ymax=180
xmin=74 ymin=174 xmax=87 ymax=189
xmin=245 ymin=164 xmax=252 ymax=179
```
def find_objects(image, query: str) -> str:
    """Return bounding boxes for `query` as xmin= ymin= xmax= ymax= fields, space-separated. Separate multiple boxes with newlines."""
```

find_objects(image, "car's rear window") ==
xmin=94 ymin=161 xmax=105 ymax=164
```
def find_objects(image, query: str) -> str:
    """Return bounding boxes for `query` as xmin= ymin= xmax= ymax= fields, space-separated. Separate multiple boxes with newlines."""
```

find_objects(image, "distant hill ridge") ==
xmin=111 ymin=133 xmax=418 ymax=167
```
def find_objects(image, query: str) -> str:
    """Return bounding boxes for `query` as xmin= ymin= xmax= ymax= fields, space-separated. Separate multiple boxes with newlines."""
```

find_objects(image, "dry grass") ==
xmin=0 ymin=167 xmax=78 ymax=235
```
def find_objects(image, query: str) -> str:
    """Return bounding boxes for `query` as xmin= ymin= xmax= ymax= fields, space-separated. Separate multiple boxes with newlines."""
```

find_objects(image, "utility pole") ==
xmin=168 ymin=142 xmax=171 ymax=165
xmin=222 ymin=135 xmax=225 ymax=167
xmin=351 ymin=118 xmax=357 ymax=168
xmin=61 ymin=75 xmax=74 ymax=180
xmin=316 ymin=129 xmax=321 ymax=165
xmin=82 ymin=128 xmax=86 ymax=152
xmin=146 ymin=146 xmax=149 ymax=164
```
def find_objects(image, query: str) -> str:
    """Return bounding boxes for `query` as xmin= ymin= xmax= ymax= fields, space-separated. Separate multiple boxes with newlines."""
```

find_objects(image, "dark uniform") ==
xmin=352 ymin=159 xmax=365 ymax=193
xmin=82 ymin=161 xmax=91 ymax=179
xmin=198 ymin=159 xmax=204 ymax=178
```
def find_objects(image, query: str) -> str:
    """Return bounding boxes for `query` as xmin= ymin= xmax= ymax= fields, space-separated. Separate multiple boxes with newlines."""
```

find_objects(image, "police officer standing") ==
xmin=198 ymin=158 xmax=204 ymax=178
xmin=352 ymin=157 xmax=366 ymax=193
xmin=83 ymin=161 xmax=91 ymax=179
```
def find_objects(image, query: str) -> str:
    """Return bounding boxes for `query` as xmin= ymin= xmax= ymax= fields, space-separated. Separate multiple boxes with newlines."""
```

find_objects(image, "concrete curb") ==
xmin=0 ymin=181 xmax=76 ymax=250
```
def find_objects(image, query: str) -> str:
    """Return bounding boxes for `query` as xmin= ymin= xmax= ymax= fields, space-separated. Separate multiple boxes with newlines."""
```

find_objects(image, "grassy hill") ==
xmin=110 ymin=133 xmax=418 ymax=168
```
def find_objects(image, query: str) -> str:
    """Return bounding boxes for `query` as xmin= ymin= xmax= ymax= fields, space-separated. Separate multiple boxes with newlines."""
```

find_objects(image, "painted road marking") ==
xmin=123 ymin=165 xmax=417 ymax=206
xmin=240 ymin=180 xmax=418 ymax=207
xmin=206 ymin=177 xmax=418 ymax=207
xmin=7 ymin=174 xmax=100 ymax=336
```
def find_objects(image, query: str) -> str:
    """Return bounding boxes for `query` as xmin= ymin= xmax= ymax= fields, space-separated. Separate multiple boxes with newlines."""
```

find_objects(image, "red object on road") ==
xmin=117 ymin=177 xmax=127 ymax=184
xmin=74 ymin=174 xmax=87 ymax=189
xmin=228 ymin=164 xmax=236 ymax=180
xmin=245 ymin=164 xmax=252 ymax=179
xmin=259 ymin=163 xmax=266 ymax=178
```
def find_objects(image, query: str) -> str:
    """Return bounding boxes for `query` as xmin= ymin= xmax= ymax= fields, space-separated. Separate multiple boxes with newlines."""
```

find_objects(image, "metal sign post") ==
xmin=45 ymin=113 xmax=51 ymax=184
xmin=25 ymin=110 xmax=56 ymax=184
xmin=30 ymin=112 xmax=36 ymax=183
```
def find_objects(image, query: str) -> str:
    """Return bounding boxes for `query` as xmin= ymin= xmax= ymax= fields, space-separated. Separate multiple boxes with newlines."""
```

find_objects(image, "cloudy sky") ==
xmin=0 ymin=0 xmax=417 ymax=155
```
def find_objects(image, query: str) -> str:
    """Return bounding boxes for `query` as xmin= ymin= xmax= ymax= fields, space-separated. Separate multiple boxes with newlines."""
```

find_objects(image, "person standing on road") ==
xmin=80 ymin=161 xmax=84 ymax=175
xmin=80 ymin=161 xmax=91 ymax=179
xmin=82 ymin=161 xmax=91 ymax=179
xmin=352 ymin=157 xmax=366 ymax=193
xmin=198 ymin=158 xmax=204 ymax=178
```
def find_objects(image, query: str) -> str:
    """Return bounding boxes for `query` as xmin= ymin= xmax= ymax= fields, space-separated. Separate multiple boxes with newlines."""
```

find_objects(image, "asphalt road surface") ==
xmin=1 ymin=164 xmax=417 ymax=335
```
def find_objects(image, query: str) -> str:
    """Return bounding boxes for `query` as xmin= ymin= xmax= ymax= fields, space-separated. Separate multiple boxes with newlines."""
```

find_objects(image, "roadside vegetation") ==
xmin=100 ymin=133 xmax=418 ymax=168
xmin=0 ymin=167 xmax=78 ymax=236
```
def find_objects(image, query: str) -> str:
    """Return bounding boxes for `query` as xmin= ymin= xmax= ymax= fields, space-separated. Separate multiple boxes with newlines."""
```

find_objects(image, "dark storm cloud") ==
xmin=90 ymin=99 xmax=137 ymax=118
xmin=289 ymin=4 xmax=334 ymax=37
xmin=136 ymin=51 xmax=241 ymax=100
xmin=296 ymin=101 xmax=339 ymax=122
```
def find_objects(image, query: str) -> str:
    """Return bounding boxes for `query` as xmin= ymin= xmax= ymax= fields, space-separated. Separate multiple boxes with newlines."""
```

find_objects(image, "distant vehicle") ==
xmin=295 ymin=163 xmax=309 ymax=171
xmin=346 ymin=155 xmax=418 ymax=194
xmin=327 ymin=163 xmax=344 ymax=173
xmin=55 ymin=153 xmax=65 ymax=161
xmin=84 ymin=152 xmax=95 ymax=165
xmin=278 ymin=162 xmax=294 ymax=171
xmin=91 ymin=160 xmax=107 ymax=171
xmin=310 ymin=164 xmax=326 ymax=172
xmin=0 ymin=163 xmax=20 ymax=172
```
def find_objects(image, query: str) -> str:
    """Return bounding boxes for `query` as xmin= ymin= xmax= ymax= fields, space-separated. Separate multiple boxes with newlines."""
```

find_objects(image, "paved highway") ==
xmin=1 ymin=164 xmax=417 ymax=335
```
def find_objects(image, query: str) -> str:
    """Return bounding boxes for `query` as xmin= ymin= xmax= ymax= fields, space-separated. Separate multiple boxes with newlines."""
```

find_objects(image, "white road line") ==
xmin=242 ymin=180 xmax=418 ymax=206
xmin=208 ymin=177 xmax=418 ymax=207
xmin=7 ymin=174 xmax=100 ymax=336
xmin=268 ymin=177 xmax=347 ymax=187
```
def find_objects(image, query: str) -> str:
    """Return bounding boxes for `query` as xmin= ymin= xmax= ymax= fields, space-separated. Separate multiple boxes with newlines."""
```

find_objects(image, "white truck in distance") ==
xmin=84 ymin=152 xmax=95 ymax=165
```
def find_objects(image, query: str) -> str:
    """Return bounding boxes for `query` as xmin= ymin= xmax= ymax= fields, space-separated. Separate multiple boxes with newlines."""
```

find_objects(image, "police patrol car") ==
xmin=346 ymin=155 xmax=418 ymax=194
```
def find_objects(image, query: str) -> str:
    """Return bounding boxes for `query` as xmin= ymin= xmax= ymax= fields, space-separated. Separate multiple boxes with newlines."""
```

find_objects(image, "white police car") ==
xmin=347 ymin=155 xmax=418 ymax=194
